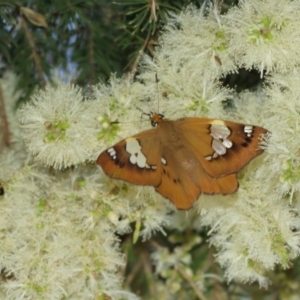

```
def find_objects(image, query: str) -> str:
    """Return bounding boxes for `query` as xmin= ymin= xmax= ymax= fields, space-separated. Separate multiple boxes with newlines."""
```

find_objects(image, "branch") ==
xmin=20 ymin=15 xmax=47 ymax=89
xmin=128 ymin=38 xmax=149 ymax=77
xmin=176 ymin=264 xmax=208 ymax=300
xmin=0 ymin=82 xmax=11 ymax=148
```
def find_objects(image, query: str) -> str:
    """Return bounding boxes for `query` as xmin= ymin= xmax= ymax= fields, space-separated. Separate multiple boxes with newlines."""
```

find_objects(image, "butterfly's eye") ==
xmin=151 ymin=120 xmax=157 ymax=127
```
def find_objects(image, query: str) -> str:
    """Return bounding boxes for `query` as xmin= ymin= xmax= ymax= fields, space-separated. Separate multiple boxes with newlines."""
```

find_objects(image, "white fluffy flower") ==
xmin=3 ymin=1 xmax=300 ymax=297
xmin=20 ymin=84 xmax=101 ymax=169
xmin=201 ymin=190 xmax=300 ymax=288
xmin=0 ymin=161 xmax=138 ymax=299
xmin=263 ymin=72 xmax=300 ymax=197
xmin=225 ymin=0 xmax=300 ymax=75
xmin=158 ymin=5 xmax=236 ymax=79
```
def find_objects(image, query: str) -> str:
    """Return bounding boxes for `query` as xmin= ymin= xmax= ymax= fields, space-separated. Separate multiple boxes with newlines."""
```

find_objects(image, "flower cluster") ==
xmin=20 ymin=84 xmax=102 ymax=169
xmin=1 ymin=0 xmax=300 ymax=298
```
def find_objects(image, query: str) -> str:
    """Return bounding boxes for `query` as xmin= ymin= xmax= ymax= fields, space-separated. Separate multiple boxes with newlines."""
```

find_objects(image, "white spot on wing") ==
xmin=212 ymin=139 xmax=226 ymax=155
xmin=161 ymin=157 xmax=167 ymax=165
xmin=206 ymin=122 xmax=233 ymax=161
xmin=137 ymin=153 xmax=146 ymax=168
xmin=107 ymin=147 xmax=117 ymax=160
xmin=210 ymin=123 xmax=231 ymax=139
xmin=129 ymin=155 xmax=137 ymax=164
xmin=244 ymin=125 xmax=253 ymax=137
xmin=126 ymin=139 xmax=148 ymax=168
xmin=223 ymin=138 xmax=233 ymax=148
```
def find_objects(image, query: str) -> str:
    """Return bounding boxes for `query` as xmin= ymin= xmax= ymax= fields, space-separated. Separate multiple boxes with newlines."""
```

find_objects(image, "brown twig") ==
xmin=124 ymin=256 xmax=143 ymax=286
xmin=129 ymin=38 xmax=149 ymax=77
xmin=0 ymin=82 xmax=11 ymax=148
xmin=176 ymin=264 xmax=208 ymax=300
xmin=20 ymin=15 xmax=47 ymax=89
xmin=141 ymin=249 xmax=157 ymax=296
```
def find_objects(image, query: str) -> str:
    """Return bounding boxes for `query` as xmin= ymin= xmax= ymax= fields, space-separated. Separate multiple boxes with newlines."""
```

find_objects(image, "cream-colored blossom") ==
xmin=137 ymin=6 xmax=234 ymax=119
xmin=3 ymin=1 xmax=300 ymax=297
xmin=156 ymin=5 xmax=236 ymax=79
xmin=216 ymin=88 xmax=268 ymax=125
xmin=201 ymin=186 xmax=300 ymax=288
xmin=0 ymin=162 xmax=138 ymax=299
xmin=20 ymin=84 xmax=102 ymax=169
xmin=136 ymin=5 xmax=238 ymax=120
xmin=262 ymin=72 xmax=300 ymax=199
xmin=0 ymin=147 xmax=26 ymax=183
xmin=95 ymin=175 xmax=173 ymax=240
xmin=92 ymin=76 xmax=150 ymax=140
xmin=225 ymin=0 xmax=300 ymax=75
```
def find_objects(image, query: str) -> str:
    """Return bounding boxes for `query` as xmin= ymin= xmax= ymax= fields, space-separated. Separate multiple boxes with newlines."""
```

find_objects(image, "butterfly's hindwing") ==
xmin=155 ymin=160 xmax=239 ymax=209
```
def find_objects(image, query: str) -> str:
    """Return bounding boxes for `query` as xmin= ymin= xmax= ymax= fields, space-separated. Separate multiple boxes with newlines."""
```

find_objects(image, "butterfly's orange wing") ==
xmin=98 ymin=129 xmax=238 ymax=210
xmin=152 ymin=120 xmax=239 ymax=209
xmin=97 ymin=116 xmax=268 ymax=210
xmin=97 ymin=129 xmax=163 ymax=186
xmin=176 ymin=117 xmax=268 ymax=178
xmin=154 ymin=154 xmax=238 ymax=209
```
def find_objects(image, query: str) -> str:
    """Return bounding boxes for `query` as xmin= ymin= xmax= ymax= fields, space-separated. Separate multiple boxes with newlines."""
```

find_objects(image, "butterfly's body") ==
xmin=97 ymin=113 xmax=268 ymax=210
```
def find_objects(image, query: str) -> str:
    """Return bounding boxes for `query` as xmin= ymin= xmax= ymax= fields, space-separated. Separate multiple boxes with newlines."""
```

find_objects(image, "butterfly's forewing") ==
xmin=97 ymin=129 xmax=162 ymax=186
xmin=177 ymin=118 xmax=268 ymax=178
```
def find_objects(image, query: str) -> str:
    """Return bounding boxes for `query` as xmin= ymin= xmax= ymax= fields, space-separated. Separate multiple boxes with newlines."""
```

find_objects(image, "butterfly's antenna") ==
xmin=155 ymin=73 xmax=160 ymax=113
xmin=110 ymin=118 xmax=149 ymax=127
xmin=136 ymin=106 xmax=151 ymax=121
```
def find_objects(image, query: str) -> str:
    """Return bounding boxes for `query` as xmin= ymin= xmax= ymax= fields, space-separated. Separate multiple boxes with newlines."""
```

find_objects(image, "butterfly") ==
xmin=97 ymin=113 xmax=268 ymax=210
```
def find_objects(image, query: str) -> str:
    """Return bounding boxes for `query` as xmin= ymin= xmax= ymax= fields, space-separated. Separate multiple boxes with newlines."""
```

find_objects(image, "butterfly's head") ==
xmin=149 ymin=112 xmax=165 ymax=127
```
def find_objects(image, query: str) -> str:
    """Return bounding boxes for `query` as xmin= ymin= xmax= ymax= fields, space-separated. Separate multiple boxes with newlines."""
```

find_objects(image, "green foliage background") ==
xmin=0 ymin=0 xmax=239 ymax=105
